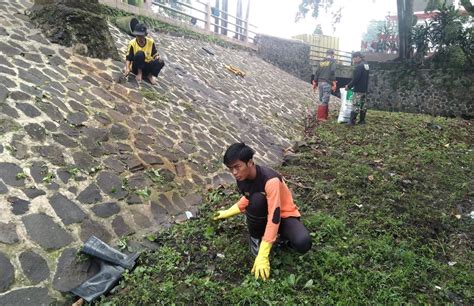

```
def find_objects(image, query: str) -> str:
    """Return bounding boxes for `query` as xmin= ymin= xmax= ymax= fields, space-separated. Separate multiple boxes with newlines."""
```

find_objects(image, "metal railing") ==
xmin=309 ymin=45 xmax=353 ymax=66
xmin=151 ymin=0 xmax=257 ymax=43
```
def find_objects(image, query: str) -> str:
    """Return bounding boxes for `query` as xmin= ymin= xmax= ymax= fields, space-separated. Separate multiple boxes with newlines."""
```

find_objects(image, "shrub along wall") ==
xmin=367 ymin=62 xmax=474 ymax=119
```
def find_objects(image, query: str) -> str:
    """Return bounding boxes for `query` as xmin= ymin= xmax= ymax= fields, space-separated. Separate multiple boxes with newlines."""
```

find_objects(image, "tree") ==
xmin=460 ymin=0 xmax=474 ymax=16
xmin=396 ymin=0 xmax=414 ymax=60
xmin=295 ymin=0 xmax=335 ymax=22
xmin=297 ymin=0 xmax=415 ymax=60
xmin=313 ymin=24 xmax=323 ymax=35
xmin=363 ymin=20 xmax=386 ymax=43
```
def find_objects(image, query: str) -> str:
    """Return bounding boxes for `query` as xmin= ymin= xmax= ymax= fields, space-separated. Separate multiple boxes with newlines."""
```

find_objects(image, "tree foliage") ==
xmin=413 ymin=4 xmax=473 ymax=67
xmin=295 ymin=0 xmax=335 ymax=22
xmin=313 ymin=24 xmax=324 ymax=35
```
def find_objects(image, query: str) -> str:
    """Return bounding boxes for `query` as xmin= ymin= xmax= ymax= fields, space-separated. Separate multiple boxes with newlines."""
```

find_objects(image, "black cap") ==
xmin=132 ymin=23 xmax=147 ymax=36
xmin=326 ymin=49 xmax=335 ymax=55
xmin=352 ymin=51 xmax=364 ymax=58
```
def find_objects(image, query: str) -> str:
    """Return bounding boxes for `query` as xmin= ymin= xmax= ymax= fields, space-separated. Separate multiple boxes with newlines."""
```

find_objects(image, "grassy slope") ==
xmin=99 ymin=111 xmax=473 ymax=305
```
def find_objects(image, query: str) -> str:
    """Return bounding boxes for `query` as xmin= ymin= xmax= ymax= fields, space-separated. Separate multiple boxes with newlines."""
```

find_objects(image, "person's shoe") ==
xmin=347 ymin=111 xmax=357 ymax=126
xmin=359 ymin=110 xmax=366 ymax=124
xmin=316 ymin=104 xmax=328 ymax=121
xmin=249 ymin=236 xmax=261 ymax=257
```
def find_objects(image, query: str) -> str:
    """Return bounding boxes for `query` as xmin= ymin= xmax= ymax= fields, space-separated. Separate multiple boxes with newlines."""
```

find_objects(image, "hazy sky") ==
xmin=248 ymin=0 xmax=398 ymax=52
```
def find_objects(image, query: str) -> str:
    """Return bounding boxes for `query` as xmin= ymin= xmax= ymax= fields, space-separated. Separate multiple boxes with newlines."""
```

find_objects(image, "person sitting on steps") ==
xmin=123 ymin=23 xmax=164 ymax=85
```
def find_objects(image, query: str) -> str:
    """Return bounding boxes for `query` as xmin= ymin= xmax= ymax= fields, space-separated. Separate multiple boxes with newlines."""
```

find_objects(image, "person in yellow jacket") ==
xmin=214 ymin=143 xmax=312 ymax=281
xmin=123 ymin=23 xmax=164 ymax=85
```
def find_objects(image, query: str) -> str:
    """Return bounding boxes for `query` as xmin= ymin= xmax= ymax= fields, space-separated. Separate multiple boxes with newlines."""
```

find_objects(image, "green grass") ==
xmin=98 ymin=111 xmax=473 ymax=305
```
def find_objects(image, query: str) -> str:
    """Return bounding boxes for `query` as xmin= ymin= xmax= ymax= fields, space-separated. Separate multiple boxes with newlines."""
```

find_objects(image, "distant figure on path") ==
xmin=311 ymin=49 xmax=337 ymax=121
xmin=213 ymin=143 xmax=312 ymax=281
xmin=123 ymin=23 xmax=164 ymax=85
xmin=345 ymin=51 xmax=370 ymax=125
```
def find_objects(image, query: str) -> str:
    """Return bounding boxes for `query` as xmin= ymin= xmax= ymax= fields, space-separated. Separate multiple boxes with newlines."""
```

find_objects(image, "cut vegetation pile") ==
xmin=99 ymin=111 xmax=473 ymax=305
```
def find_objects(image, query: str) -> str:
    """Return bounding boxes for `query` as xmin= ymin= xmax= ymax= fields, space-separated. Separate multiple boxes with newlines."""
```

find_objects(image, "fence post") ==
xmin=205 ymin=0 xmax=211 ymax=31
xmin=244 ymin=0 xmax=250 ymax=43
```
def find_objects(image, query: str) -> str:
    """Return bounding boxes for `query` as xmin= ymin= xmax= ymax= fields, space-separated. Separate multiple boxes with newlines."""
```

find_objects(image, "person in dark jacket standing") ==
xmin=311 ymin=49 xmax=337 ymax=121
xmin=345 ymin=51 xmax=369 ymax=125
xmin=123 ymin=23 xmax=165 ymax=85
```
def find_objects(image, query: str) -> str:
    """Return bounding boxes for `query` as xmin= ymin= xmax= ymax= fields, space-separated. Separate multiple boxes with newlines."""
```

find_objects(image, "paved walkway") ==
xmin=0 ymin=0 xmax=326 ymax=302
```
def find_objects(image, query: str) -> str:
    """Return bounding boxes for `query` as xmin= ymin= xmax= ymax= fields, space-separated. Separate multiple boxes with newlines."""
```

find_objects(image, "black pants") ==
xmin=131 ymin=51 xmax=165 ymax=77
xmin=246 ymin=193 xmax=312 ymax=254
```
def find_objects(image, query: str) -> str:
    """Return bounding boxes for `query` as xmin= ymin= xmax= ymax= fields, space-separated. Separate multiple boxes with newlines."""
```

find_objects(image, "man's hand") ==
xmin=331 ymin=81 xmax=337 ymax=92
xmin=212 ymin=204 xmax=241 ymax=220
xmin=251 ymin=241 xmax=272 ymax=281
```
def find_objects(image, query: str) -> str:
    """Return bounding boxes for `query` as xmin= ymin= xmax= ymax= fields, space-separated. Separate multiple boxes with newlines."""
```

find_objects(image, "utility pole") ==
xmin=214 ymin=0 xmax=220 ymax=33
xmin=221 ymin=0 xmax=228 ymax=36
xmin=235 ymin=0 xmax=242 ymax=40
xmin=244 ymin=0 xmax=250 ymax=42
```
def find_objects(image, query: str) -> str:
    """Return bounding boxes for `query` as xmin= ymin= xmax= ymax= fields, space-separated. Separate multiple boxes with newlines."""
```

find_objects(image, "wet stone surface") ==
xmin=23 ymin=187 xmax=46 ymax=199
xmin=0 ymin=162 xmax=25 ymax=187
xmin=97 ymin=171 xmax=128 ymax=199
xmin=8 ymin=196 xmax=30 ymax=215
xmin=0 ymin=222 xmax=19 ymax=244
xmin=112 ymin=215 xmax=134 ymax=237
xmin=22 ymin=213 xmax=73 ymax=250
xmin=79 ymin=218 xmax=112 ymax=243
xmin=19 ymin=250 xmax=50 ymax=284
xmin=0 ymin=252 xmax=15 ymax=293
xmin=76 ymin=183 xmax=103 ymax=204
xmin=49 ymin=193 xmax=87 ymax=225
xmin=91 ymin=202 xmax=120 ymax=218
xmin=0 ymin=287 xmax=52 ymax=306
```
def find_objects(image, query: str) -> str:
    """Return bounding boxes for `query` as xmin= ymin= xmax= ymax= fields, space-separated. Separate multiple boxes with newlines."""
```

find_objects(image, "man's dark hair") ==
xmin=223 ymin=143 xmax=255 ymax=166
xmin=352 ymin=51 xmax=364 ymax=59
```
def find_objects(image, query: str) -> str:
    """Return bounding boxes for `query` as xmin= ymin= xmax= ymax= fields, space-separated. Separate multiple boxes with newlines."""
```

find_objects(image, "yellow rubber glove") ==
xmin=213 ymin=203 xmax=241 ymax=220
xmin=251 ymin=241 xmax=272 ymax=281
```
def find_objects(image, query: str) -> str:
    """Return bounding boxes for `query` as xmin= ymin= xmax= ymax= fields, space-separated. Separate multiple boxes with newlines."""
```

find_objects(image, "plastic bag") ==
xmin=337 ymin=88 xmax=353 ymax=123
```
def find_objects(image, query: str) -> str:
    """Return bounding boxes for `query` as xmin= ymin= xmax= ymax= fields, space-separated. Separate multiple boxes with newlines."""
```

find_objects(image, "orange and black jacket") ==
xmin=236 ymin=165 xmax=301 ymax=244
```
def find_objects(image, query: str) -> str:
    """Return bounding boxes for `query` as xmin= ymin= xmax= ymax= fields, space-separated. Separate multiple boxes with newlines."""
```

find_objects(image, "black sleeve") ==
xmin=126 ymin=44 xmax=134 ymax=61
xmin=330 ymin=62 xmax=336 ymax=82
xmin=151 ymin=43 xmax=157 ymax=57
xmin=347 ymin=65 xmax=362 ymax=89
xmin=314 ymin=65 xmax=321 ymax=81
xmin=310 ymin=74 xmax=315 ymax=83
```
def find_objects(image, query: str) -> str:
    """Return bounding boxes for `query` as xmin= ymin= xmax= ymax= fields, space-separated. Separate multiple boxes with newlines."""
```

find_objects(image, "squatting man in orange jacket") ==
xmin=213 ymin=143 xmax=312 ymax=281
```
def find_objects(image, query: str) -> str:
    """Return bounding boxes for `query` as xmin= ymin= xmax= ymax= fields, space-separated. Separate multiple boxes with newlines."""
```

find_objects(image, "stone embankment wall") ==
xmin=367 ymin=63 xmax=473 ymax=118
xmin=255 ymin=34 xmax=312 ymax=83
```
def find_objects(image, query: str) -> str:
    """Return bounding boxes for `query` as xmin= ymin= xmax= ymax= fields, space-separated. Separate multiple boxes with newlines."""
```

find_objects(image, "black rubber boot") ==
xmin=359 ymin=110 xmax=366 ymax=124
xmin=246 ymin=211 xmax=266 ymax=256
xmin=347 ymin=111 xmax=357 ymax=126
xmin=82 ymin=236 xmax=139 ymax=270
xmin=71 ymin=260 xmax=125 ymax=302
xmin=249 ymin=236 xmax=261 ymax=257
